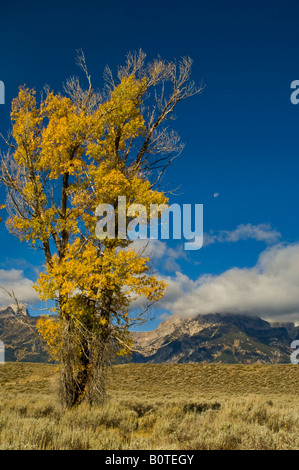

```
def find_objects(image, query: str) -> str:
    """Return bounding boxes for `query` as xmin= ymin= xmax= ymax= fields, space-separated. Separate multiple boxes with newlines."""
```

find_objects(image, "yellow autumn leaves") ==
xmin=7 ymin=73 xmax=168 ymax=360
xmin=35 ymin=239 xmax=167 ymax=310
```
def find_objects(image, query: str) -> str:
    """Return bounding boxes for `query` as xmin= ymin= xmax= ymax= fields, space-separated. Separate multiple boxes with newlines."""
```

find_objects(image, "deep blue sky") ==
xmin=1 ymin=0 xmax=299 ymax=326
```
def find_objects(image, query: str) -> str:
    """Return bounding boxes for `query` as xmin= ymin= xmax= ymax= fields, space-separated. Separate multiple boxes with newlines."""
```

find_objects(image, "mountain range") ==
xmin=0 ymin=305 xmax=298 ymax=364
xmin=130 ymin=313 xmax=299 ymax=364
xmin=0 ymin=305 xmax=49 ymax=362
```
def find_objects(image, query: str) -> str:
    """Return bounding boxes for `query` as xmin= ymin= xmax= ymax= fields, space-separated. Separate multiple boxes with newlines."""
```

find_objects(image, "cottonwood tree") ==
xmin=0 ymin=50 xmax=202 ymax=407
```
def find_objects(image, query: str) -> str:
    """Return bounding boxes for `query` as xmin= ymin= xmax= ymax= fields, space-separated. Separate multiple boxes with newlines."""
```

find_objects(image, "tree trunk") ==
xmin=58 ymin=320 xmax=109 ymax=408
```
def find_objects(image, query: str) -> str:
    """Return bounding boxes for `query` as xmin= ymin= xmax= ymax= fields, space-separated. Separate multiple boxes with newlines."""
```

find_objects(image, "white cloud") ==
xmin=204 ymin=223 xmax=281 ymax=246
xmin=157 ymin=243 xmax=299 ymax=322
xmin=131 ymin=239 xmax=168 ymax=258
xmin=0 ymin=269 xmax=40 ymax=306
xmin=130 ymin=239 xmax=187 ymax=272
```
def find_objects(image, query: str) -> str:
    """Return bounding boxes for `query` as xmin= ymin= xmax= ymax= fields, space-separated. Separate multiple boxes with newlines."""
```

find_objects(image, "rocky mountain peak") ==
xmin=0 ymin=304 xmax=29 ymax=318
xmin=130 ymin=313 xmax=299 ymax=364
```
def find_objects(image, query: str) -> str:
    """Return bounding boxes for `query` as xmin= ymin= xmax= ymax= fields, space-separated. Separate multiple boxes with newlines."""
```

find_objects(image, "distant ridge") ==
xmin=0 ymin=306 xmax=298 ymax=363
xmin=130 ymin=313 xmax=299 ymax=364
xmin=0 ymin=305 xmax=50 ymax=362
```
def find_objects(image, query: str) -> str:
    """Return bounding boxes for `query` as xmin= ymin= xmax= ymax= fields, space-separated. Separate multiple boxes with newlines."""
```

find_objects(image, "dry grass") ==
xmin=0 ymin=362 xmax=298 ymax=450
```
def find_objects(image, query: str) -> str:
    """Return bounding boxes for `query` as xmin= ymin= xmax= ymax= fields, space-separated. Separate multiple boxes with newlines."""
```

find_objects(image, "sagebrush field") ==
xmin=0 ymin=362 xmax=298 ymax=450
